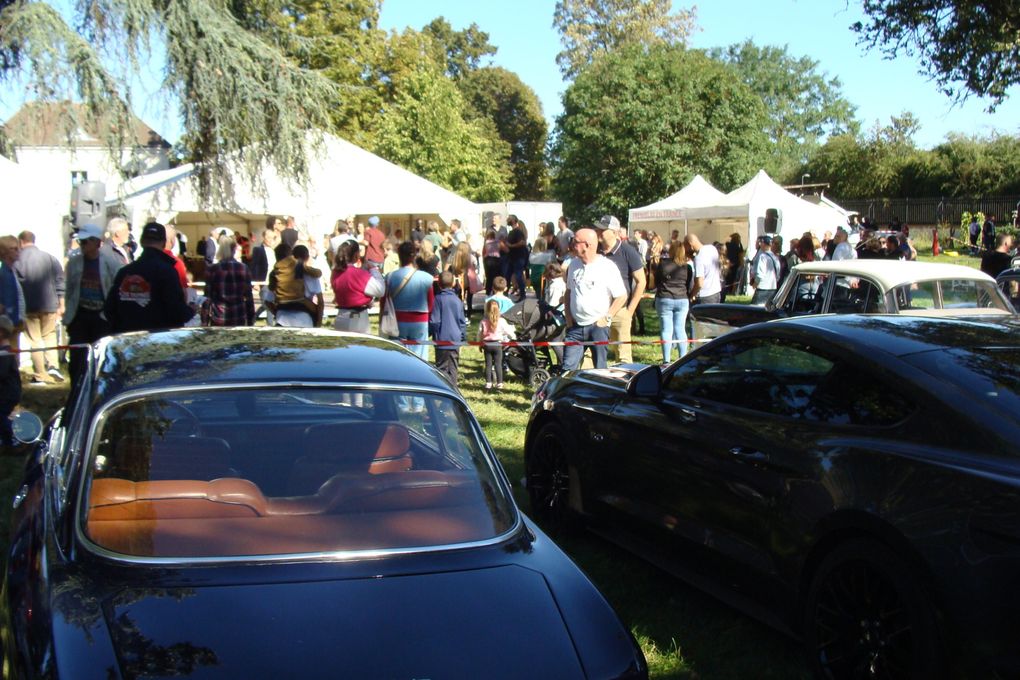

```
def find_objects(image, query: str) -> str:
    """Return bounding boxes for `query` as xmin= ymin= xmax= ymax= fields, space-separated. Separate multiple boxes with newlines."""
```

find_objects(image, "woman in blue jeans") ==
xmin=654 ymin=241 xmax=695 ymax=363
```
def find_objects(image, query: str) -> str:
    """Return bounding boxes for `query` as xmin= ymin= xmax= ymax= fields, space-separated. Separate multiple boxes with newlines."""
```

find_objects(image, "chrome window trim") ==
xmin=74 ymin=381 xmax=522 ymax=566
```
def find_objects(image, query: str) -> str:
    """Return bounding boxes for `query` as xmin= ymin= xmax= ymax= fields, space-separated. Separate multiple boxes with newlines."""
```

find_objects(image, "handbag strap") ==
xmin=387 ymin=270 xmax=414 ymax=302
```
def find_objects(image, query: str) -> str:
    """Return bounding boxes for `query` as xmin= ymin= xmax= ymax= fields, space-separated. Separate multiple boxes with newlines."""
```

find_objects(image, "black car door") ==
xmin=611 ymin=337 xmax=839 ymax=575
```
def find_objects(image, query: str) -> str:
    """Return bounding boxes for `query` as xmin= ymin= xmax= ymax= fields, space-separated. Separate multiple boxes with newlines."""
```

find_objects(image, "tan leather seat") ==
xmin=287 ymin=422 xmax=412 ymax=494
xmin=88 ymin=477 xmax=267 ymax=520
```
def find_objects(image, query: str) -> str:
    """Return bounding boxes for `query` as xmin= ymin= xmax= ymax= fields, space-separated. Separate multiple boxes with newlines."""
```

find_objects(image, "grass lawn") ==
xmin=2 ymin=307 xmax=808 ymax=679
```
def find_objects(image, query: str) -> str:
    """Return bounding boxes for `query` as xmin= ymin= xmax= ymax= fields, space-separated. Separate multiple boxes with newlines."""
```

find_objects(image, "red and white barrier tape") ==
xmin=0 ymin=335 xmax=710 ymax=357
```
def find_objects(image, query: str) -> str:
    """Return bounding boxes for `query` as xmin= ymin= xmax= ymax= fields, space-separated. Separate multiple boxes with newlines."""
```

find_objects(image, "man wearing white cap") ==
xmin=63 ymin=223 xmax=124 ymax=387
xmin=363 ymin=216 xmax=387 ymax=270
xmin=597 ymin=215 xmax=645 ymax=364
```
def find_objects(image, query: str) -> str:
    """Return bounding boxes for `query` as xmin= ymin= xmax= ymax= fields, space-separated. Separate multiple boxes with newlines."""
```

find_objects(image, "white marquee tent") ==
xmin=629 ymin=170 xmax=848 ymax=246
xmin=628 ymin=174 xmax=726 ymax=227
xmin=115 ymin=133 xmax=481 ymax=244
xmin=1 ymin=154 xmax=66 ymax=258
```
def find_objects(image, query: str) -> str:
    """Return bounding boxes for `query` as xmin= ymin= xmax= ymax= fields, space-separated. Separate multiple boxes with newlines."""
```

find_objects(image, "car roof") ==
xmin=792 ymin=259 xmax=996 ymax=289
xmin=93 ymin=327 xmax=453 ymax=396
xmin=762 ymin=314 xmax=1020 ymax=358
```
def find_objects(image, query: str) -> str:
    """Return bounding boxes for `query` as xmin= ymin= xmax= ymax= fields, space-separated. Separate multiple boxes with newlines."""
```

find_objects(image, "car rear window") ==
xmin=81 ymin=387 xmax=517 ymax=559
xmin=891 ymin=279 xmax=1011 ymax=312
xmin=903 ymin=347 xmax=1020 ymax=422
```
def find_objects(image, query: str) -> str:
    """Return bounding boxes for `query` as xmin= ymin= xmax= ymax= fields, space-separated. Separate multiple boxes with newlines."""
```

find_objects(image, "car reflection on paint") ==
xmin=525 ymin=314 xmax=1020 ymax=679
xmin=2 ymin=327 xmax=646 ymax=680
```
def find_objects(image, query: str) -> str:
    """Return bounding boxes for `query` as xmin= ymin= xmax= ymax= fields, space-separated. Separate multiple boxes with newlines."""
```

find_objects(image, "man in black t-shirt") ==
xmin=598 ymin=215 xmax=646 ymax=364
xmin=981 ymin=233 xmax=1014 ymax=278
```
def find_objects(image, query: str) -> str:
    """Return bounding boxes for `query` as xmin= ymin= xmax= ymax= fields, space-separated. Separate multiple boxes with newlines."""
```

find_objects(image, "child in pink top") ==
xmin=478 ymin=299 xmax=514 ymax=389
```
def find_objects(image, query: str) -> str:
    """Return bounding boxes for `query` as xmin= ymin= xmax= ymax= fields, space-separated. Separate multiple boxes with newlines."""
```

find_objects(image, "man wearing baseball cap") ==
xmin=597 ymin=215 xmax=645 ymax=364
xmin=362 ymin=215 xmax=386 ymax=270
xmin=63 ymin=223 xmax=125 ymax=386
xmin=104 ymin=221 xmax=195 ymax=333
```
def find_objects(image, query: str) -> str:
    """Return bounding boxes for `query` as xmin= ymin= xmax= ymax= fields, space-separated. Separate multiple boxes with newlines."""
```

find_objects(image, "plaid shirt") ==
xmin=204 ymin=258 xmax=255 ymax=326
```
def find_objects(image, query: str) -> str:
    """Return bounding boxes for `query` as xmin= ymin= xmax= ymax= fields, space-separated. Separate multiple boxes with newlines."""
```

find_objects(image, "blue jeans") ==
xmin=655 ymin=297 xmax=690 ymax=363
xmin=398 ymin=320 xmax=429 ymax=360
xmin=562 ymin=323 xmax=610 ymax=370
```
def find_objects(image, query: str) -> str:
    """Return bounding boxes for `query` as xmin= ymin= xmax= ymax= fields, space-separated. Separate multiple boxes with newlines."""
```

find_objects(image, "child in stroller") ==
xmin=501 ymin=297 xmax=566 ymax=388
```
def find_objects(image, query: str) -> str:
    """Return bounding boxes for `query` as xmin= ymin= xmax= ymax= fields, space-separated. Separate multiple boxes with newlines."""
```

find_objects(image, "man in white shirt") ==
xmin=684 ymin=234 xmax=722 ymax=304
xmin=750 ymin=235 xmax=782 ymax=304
xmin=562 ymin=228 xmax=627 ymax=370
xmin=831 ymin=228 xmax=856 ymax=261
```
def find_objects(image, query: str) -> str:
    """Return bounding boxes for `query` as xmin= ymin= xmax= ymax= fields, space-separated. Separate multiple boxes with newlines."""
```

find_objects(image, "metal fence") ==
xmin=836 ymin=195 xmax=1020 ymax=226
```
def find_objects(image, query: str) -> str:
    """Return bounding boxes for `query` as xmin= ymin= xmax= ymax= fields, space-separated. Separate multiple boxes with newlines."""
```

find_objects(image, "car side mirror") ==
xmin=628 ymin=365 xmax=662 ymax=399
xmin=11 ymin=411 xmax=43 ymax=444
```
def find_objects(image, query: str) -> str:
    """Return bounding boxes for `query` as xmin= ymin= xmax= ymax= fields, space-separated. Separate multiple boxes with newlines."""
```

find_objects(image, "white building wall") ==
xmin=8 ymin=146 xmax=169 ymax=260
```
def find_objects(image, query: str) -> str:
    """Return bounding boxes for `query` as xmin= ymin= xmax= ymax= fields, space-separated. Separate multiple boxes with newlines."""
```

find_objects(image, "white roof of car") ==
xmin=792 ymin=259 xmax=996 ymax=290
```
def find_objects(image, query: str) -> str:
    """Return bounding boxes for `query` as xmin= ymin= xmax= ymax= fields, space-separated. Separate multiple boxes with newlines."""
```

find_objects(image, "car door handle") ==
xmin=729 ymin=446 xmax=768 ymax=463
xmin=678 ymin=407 xmax=696 ymax=423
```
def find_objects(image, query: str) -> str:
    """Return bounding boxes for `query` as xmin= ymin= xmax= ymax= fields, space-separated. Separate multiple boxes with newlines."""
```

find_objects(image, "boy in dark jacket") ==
xmin=429 ymin=271 xmax=466 ymax=388
xmin=0 ymin=315 xmax=22 ymax=448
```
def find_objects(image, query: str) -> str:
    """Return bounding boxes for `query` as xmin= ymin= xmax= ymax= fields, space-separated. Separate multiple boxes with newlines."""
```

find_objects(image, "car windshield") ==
xmin=81 ymin=387 xmax=517 ymax=559
xmin=890 ymin=279 xmax=1010 ymax=312
xmin=903 ymin=347 xmax=1020 ymax=424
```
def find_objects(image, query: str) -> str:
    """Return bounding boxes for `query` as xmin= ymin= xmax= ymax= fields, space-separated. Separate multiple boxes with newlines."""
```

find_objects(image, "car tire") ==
xmin=803 ymin=538 xmax=941 ymax=680
xmin=525 ymin=422 xmax=578 ymax=531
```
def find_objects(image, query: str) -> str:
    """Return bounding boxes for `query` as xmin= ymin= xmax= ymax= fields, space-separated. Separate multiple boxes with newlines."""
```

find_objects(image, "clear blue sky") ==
xmin=379 ymin=0 xmax=1020 ymax=149
xmin=2 ymin=1 xmax=1017 ymax=150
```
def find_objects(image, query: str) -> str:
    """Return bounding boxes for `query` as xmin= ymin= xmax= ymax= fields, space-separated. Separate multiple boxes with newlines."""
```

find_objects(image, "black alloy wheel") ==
xmin=526 ymin=422 xmax=575 ymax=530
xmin=804 ymin=539 xmax=940 ymax=680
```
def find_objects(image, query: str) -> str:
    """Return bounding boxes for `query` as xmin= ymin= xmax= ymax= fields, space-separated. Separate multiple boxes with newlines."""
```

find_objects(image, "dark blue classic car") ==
xmin=2 ymin=328 xmax=646 ymax=679
xmin=525 ymin=315 xmax=1020 ymax=679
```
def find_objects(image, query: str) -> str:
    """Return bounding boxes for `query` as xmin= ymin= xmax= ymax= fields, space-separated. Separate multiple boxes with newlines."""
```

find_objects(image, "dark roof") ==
xmin=763 ymin=314 xmax=1020 ymax=357
xmin=93 ymin=328 xmax=452 ymax=398
xmin=2 ymin=101 xmax=170 ymax=149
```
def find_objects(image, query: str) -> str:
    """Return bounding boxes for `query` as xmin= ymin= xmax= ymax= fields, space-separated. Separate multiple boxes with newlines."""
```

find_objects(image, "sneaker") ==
xmin=485 ymin=382 xmax=492 ymax=390
xmin=47 ymin=367 xmax=65 ymax=382
xmin=496 ymin=383 xmax=504 ymax=390
xmin=31 ymin=375 xmax=53 ymax=385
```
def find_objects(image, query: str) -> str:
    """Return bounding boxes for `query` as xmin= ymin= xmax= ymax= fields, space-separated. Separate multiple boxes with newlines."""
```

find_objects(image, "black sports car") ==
xmin=524 ymin=315 xmax=1020 ymax=679
xmin=2 ymin=327 xmax=646 ymax=679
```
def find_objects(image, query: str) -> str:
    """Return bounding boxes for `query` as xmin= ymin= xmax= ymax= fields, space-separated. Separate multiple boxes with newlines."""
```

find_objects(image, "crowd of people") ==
xmin=0 ymin=206 xmax=1015 ymax=445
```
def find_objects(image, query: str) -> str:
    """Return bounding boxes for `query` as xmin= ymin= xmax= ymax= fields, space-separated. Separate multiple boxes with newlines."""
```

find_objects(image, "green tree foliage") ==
xmin=234 ymin=0 xmax=382 ymax=146
xmin=0 ymin=0 xmax=338 ymax=203
xmin=710 ymin=40 xmax=858 ymax=182
xmin=373 ymin=63 xmax=512 ymax=202
xmin=853 ymin=0 xmax=1020 ymax=110
xmin=552 ymin=0 xmax=696 ymax=79
xmin=459 ymin=67 xmax=548 ymax=200
xmin=422 ymin=17 xmax=497 ymax=80
xmin=800 ymin=113 xmax=1020 ymax=197
xmin=551 ymin=45 xmax=769 ymax=222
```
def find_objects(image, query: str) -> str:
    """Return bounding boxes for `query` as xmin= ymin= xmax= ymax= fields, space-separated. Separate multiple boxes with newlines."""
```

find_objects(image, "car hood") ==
xmin=99 ymin=564 xmax=587 ymax=679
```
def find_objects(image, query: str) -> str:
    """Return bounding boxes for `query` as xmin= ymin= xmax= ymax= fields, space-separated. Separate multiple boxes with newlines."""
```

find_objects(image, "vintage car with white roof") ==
xmin=692 ymin=259 xmax=1013 ymax=340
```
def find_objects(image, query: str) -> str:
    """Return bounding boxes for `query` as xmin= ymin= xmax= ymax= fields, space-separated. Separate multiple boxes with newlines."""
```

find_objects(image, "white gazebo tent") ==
xmin=114 ymin=133 xmax=481 ymax=245
xmin=628 ymin=174 xmax=726 ymax=238
xmin=629 ymin=170 xmax=849 ymax=248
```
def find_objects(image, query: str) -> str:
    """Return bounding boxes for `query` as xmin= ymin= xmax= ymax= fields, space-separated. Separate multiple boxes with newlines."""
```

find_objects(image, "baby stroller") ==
xmin=501 ymin=298 xmax=566 ymax=389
